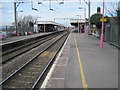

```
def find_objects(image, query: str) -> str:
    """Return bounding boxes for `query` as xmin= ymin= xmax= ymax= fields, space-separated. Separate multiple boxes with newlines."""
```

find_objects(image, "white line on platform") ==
xmin=50 ymin=78 xmax=64 ymax=80
xmin=40 ymin=33 xmax=70 ymax=88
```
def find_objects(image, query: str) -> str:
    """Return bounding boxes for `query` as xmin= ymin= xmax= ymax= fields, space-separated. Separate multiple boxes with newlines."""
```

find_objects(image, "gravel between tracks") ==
xmin=2 ymin=32 xmax=69 ymax=89
xmin=1 ymin=33 xmax=64 ymax=81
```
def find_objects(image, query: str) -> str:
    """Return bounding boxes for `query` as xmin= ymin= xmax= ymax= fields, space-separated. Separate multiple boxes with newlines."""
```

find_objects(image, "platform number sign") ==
xmin=100 ymin=18 xmax=107 ymax=22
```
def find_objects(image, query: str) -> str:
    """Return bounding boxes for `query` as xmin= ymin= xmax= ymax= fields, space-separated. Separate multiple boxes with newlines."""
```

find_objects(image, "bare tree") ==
xmin=18 ymin=15 xmax=37 ymax=27
xmin=105 ymin=1 xmax=119 ymax=23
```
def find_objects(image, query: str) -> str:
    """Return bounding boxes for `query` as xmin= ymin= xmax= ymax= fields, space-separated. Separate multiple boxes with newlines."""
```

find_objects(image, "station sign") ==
xmin=100 ymin=18 xmax=107 ymax=22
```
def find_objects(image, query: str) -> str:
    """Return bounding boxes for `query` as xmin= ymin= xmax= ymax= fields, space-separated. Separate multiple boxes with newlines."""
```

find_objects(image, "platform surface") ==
xmin=42 ymin=31 xmax=118 ymax=89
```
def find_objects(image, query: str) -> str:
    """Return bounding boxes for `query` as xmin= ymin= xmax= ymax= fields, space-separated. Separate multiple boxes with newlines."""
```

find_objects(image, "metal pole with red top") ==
xmin=78 ymin=7 xmax=86 ymax=35
xmin=84 ymin=8 xmax=86 ymax=36
xmin=100 ymin=0 xmax=104 ymax=48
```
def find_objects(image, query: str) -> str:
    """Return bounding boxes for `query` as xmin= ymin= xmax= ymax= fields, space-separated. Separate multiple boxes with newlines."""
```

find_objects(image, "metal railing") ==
xmin=104 ymin=22 xmax=119 ymax=48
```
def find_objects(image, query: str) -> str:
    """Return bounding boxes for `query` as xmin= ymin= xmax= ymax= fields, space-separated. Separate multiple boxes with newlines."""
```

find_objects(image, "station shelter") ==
xmin=34 ymin=21 xmax=65 ymax=33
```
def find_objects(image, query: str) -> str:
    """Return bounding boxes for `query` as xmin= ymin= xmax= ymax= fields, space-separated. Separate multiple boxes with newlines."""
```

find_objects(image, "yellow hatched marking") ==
xmin=48 ymin=52 xmax=56 ymax=58
xmin=74 ymin=36 xmax=88 ymax=90
xmin=41 ymin=51 xmax=50 ymax=57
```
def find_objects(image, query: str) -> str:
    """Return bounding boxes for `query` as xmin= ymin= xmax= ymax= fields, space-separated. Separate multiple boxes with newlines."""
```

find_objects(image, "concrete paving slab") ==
xmin=74 ymin=33 xmax=118 ymax=88
xmin=51 ymin=66 xmax=66 ymax=78
xmin=57 ymin=57 xmax=68 ymax=66
xmin=46 ymin=78 xmax=65 ymax=88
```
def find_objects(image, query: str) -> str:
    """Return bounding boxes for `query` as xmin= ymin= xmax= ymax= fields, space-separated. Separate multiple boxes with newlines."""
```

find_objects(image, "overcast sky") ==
xmin=0 ymin=0 xmax=119 ymax=26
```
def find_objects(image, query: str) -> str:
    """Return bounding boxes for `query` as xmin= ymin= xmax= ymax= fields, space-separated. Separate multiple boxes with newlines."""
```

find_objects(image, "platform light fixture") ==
xmin=38 ymin=1 xmax=42 ymax=4
xmin=50 ymin=8 xmax=54 ymax=11
xmin=32 ymin=8 xmax=38 ymax=11
xmin=31 ymin=0 xmax=38 ymax=11
xmin=14 ymin=2 xmax=24 ymax=36
xmin=16 ymin=10 xmax=23 ymax=32
xmin=83 ymin=0 xmax=91 ymax=34
xmin=76 ymin=15 xmax=81 ymax=33
xmin=78 ymin=7 xmax=86 ymax=36
xmin=59 ymin=0 xmax=64 ymax=5
xmin=49 ymin=0 xmax=54 ymax=11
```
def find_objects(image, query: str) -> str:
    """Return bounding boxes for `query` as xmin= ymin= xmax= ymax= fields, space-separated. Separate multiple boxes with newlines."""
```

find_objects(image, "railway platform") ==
xmin=1 ymin=32 xmax=51 ymax=45
xmin=41 ymin=31 xmax=118 ymax=89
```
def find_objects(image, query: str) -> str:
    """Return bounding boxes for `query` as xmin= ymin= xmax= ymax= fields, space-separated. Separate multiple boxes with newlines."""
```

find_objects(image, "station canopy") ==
xmin=37 ymin=21 xmax=65 ymax=27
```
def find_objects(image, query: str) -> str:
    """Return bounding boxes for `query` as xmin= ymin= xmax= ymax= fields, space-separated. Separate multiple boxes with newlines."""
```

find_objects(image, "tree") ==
xmin=90 ymin=13 xmax=102 ymax=29
xmin=105 ymin=2 xmax=119 ymax=23
xmin=18 ymin=15 xmax=37 ymax=27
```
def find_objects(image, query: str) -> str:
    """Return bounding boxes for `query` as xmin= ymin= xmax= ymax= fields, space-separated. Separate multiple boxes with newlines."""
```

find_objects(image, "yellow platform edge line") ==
xmin=74 ymin=36 xmax=88 ymax=90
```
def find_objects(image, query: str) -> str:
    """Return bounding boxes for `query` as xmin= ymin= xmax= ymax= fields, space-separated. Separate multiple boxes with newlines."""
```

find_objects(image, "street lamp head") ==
xmin=19 ymin=10 xmax=23 ymax=12
xmin=32 ymin=8 xmax=38 ymax=11
xmin=17 ymin=10 xmax=23 ymax=13
xmin=78 ymin=7 xmax=83 ymax=9
xmin=59 ymin=2 xmax=64 ymax=5
xmin=38 ymin=2 xmax=42 ymax=4
xmin=76 ymin=15 xmax=81 ymax=17
xmin=50 ymin=8 xmax=54 ymax=11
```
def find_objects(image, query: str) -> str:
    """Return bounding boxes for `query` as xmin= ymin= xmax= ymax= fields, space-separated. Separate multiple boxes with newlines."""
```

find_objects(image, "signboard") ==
xmin=100 ymin=18 xmax=107 ymax=22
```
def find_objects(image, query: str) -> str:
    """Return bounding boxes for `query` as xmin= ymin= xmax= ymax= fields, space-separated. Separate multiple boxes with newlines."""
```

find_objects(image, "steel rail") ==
xmin=2 ymin=31 xmax=62 ymax=55
xmin=1 ymin=31 xmax=64 ymax=55
xmin=31 ymin=32 xmax=69 ymax=90
xmin=0 ymin=31 xmax=68 ymax=87
xmin=1 ymin=32 xmax=61 ymax=63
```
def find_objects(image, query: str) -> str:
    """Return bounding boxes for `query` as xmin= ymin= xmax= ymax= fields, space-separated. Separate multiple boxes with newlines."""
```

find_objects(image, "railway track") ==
xmin=1 ymin=31 xmax=69 ymax=89
xmin=1 ymin=31 xmax=64 ymax=63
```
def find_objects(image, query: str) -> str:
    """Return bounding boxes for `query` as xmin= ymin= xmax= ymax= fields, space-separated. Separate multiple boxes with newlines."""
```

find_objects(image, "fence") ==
xmin=18 ymin=26 xmax=34 ymax=35
xmin=104 ymin=22 xmax=120 ymax=48
xmin=0 ymin=26 xmax=34 ymax=37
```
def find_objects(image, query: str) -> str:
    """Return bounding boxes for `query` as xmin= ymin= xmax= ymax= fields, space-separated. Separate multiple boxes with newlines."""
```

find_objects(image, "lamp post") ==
xmin=14 ymin=2 xmax=23 ymax=36
xmin=76 ymin=15 xmax=81 ymax=33
xmin=83 ymin=0 xmax=90 ymax=33
xmin=100 ymin=0 xmax=105 ymax=48
xmin=36 ymin=17 xmax=41 ymax=33
xmin=16 ymin=10 xmax=23 ymax=36
xmin=49 ymin=0 xmax=54 ymax=11
xmin=31 ymin=0 xmax=38 ymax=11
xmin=59 ymin=0 xmax=64 ymax=5
xmin=79 ymin=7 xmax=86 ymax=36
